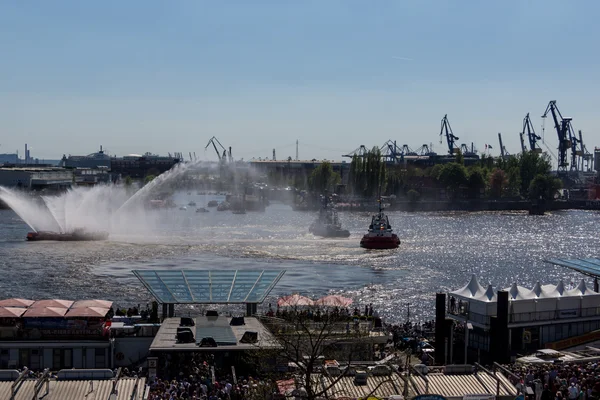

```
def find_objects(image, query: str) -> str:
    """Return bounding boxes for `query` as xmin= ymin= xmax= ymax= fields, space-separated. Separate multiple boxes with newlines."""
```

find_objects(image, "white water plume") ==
xmin=0 ymin=187 xmax=62 ymax=232
xmin=115 ymin=160 xmax=200 ymax=215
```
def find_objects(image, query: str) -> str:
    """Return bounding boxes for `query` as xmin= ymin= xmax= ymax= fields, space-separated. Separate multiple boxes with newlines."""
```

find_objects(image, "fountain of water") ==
xmin=114 ymin=159 xmax=201 ymax=214
xmin=0 ymin=187 xmax=61 ymax=232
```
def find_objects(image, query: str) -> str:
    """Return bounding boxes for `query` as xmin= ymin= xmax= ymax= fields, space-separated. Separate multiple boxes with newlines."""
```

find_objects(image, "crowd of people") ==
xmin=146 ymin=353 xmax=279 ymax=400
xmin=504 ymin=361 xmax=600 ymax=400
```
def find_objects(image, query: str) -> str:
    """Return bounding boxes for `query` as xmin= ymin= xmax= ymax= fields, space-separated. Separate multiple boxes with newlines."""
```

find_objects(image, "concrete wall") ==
xmin=113 ymin=337 xmax=154 ymax=367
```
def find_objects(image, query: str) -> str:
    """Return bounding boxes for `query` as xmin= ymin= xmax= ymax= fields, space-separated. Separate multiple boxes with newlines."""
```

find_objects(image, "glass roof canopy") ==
xmin=546 ymin=258 xmax=600 ymax=278
xmin=133 ymin=269 xmax=286 ymax=304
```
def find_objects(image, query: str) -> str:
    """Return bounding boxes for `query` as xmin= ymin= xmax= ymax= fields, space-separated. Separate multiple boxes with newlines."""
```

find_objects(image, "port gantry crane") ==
xmin=542 ymin=100 xmax=579 ymax=173
xmin=522 ymin=113 xmax=543 ymax=153
xmin=205 ymin=136 xmax=233 ymax=163
xmin=440 ymin=114 xmax=459 ymax=155
xmin=498 ymin=133 xmax=510 ymax=159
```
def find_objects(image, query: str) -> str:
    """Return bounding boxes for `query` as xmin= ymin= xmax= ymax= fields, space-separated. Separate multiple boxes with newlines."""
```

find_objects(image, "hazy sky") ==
xmin=1 ymin=1 xmax=599 ymax=162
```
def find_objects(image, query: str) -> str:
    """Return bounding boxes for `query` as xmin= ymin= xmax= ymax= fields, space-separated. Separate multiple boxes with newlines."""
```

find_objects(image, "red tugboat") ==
xmin=360 ymin=199 xmax=400 ymax=249
xmin=26 ymin=228 xmax=109 ymax=242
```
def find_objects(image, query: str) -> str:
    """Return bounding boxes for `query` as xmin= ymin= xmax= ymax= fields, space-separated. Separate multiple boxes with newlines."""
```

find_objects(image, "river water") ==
xmin=0 ymin=192 xmax=599 ymax=325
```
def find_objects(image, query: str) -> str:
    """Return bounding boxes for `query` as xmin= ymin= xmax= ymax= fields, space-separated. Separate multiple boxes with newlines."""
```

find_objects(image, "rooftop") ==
xmin=133 ymin=269 xmax=285 ymax=304
xmin=313 ymin=374 xmax=405 ymax=399
xmin=410 ymin=369 xmax=517 ymax=398
xmin=149 ymin=316 xmax=281 ymax=352
xmin=0 ymin=376 xmax=145 ymax=400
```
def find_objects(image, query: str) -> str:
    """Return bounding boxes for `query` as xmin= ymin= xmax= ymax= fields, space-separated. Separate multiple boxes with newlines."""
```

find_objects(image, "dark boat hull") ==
xmin=309 ymin=225 xmax=350 ymax=238
xmin=27 ymin=231 xmax=109 ymax=242
xmin=360 ymin=234 xmax=400 ymax=249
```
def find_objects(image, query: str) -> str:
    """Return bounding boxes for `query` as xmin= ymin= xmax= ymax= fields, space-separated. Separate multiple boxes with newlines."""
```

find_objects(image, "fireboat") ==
xmin=359 ymin=199 xmax=400 ymax=249
xmin=26 ymin=228 xmax=109 ymax=242
xmin=309 ymin=195 xmax=350 ymax=238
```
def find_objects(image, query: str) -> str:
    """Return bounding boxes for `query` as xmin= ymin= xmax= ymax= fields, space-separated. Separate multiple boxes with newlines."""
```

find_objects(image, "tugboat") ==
xmin=196 ymin=207 xmax=209 ymax=213
xmin=207 ymin=200 xmax=219 ymax=207
xmin=27 ymin=228 xmax=109 ymax=242
xmin=188 ymin=201 xmax=197 ymax=207
xmin=360 ymin=199 xmax=400 ymax=249
xmin=309 ymin=196 xmax=350 ymax=238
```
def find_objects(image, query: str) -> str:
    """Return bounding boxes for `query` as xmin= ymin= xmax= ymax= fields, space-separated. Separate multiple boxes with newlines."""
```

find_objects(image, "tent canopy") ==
xmin=278 ymin=294 xmax=314 ymax=307
xmin=31 ymin=300 xmax=74 ymax=309
xmin=0 ymin=299 xmax=34 ymax=308
xmin=314 ymin=295 xmax=353 ymax=307
xmin=71 ymin=300 xmax=113 ymax=309
xmin=65 ymin=307 xmax=110 ymax=318
xmin=0 ymin=307 xmax=27 ymax=318
xmin=450 ymin=274 xmax=486 ymax=299
xmin=23 ymin=307 xmax=68 ymax=318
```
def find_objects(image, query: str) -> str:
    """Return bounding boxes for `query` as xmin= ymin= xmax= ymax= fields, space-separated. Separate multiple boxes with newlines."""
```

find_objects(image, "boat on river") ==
xmin=360 ymin=199 xmax=400 ymax=249
xmin=309 ymin=196 xmax=350 ymax=238
xmin=27 ymin=229 xmax=109 ymax=242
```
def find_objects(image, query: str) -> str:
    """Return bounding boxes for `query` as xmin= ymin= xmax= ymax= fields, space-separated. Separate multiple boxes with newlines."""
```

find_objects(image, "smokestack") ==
xmin=296 ymin=140 xmax=299 ymax=161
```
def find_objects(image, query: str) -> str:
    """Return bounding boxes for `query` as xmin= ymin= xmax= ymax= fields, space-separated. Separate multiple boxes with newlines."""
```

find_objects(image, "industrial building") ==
xmin=0 ymin=166 xmax=72 ymax=190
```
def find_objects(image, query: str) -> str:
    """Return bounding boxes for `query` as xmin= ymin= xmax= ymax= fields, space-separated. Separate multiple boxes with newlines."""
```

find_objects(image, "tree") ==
xmin=123 ymin=176 xmax=133 ymax=187
xmin=308 ymin=162 xmax=340 ymax=195
xmin=529 ymin=174 xmax=562 ymax=201
xmin=489 ymin=169 xmax=507 ymax=198
xmin=454 ymin=149 xmax=464 ymax=165
xmin=438 ymin=163 xmax=468 ymax=199
xmin=251 ymin=309 xmax=395 ymax=400
xmin=144 ymin=175 xmax=156 ymax=185
xmin=519 ymin=152 xmax=551 ymax=197
xmin=467 ymin=167 xmax=486 ymax=199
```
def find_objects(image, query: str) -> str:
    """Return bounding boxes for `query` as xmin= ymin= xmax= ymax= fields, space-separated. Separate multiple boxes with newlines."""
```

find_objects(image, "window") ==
xmin=63 ymin=349 xmax=73 ymax=369
xmin=53 ymin=349 xmax=62 ymax=370
xmin=0 ymin=349 xmax=9 ymax=369
xmin=19 ymin=349 xmax=30 ymax=369
xmin=30 ymin=349 xmax=40 ymax=370
xmin=95 ymin=348 xmax=105 ymax=368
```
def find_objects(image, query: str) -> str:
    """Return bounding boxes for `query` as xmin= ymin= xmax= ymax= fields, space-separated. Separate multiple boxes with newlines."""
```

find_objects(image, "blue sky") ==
xmin=0 ymin=1 xmax=599 ymax=162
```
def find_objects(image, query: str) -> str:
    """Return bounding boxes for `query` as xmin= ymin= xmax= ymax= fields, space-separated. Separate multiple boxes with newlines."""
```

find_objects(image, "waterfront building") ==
xmin=61 ymin=148 xmax=181 ymax=179
xmin=0 ymin=166 xmax=72 ymax=190
xmin=438 ymin=261 xmax=600 ymax=364
xmin=0 ymin=299 xmax=113 ymax=370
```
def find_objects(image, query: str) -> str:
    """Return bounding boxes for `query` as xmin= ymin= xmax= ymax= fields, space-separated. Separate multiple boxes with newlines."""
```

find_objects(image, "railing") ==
xmin=509 ymin=306 xmax=600 ymax=323
xmin=448 ymin=305 xmax=600 ymax=326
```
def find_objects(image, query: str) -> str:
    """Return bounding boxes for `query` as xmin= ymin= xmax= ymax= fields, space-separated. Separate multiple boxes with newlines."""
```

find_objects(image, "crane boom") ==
xmin=205 ymin=136 xmax=227 ymax=161
xmin=522 ymin=113 xmax=542 ymax=153
xmin=440 ymin=114 xmax=459 ymax=155
xmin=519 ymin=131 xmax=527 ymax=153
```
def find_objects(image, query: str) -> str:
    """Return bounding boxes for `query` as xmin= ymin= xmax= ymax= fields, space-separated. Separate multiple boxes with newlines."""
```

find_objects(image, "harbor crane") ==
xmin=498 ymin=133 xmax=510 ymax=159
xmin=519 ymin=131 xmax=527 ymax=153
xmin=416 ymin=144 xmax=436 ymax=156
xmin=522 ymin=113 xmax=542 ymax=153
xmin=542 ymin=100 xmax=578 ymax=173
xmin=578 ymin=130 xmax=594 ymax=171
xmin=205 ymin=136 xmax=233 ymax=163
xmin=379 ymin=140 xmax=401 ymax=163
xmin=440 ymin=114 xmax=459 ymax=155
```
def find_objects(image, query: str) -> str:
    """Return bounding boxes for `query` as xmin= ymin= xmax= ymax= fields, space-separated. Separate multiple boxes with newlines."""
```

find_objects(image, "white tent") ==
xmin=450 ymin=274 xmax=486 ymax=300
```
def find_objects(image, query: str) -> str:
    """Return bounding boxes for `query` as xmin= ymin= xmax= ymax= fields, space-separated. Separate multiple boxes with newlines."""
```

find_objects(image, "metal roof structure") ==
xmin=133 ymin=269 xmax=286 ymax=304
xmin=546 ymin=258 xmax=600 ymax=277
xmin=0 ymin=377 xmax=145 ymax=400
